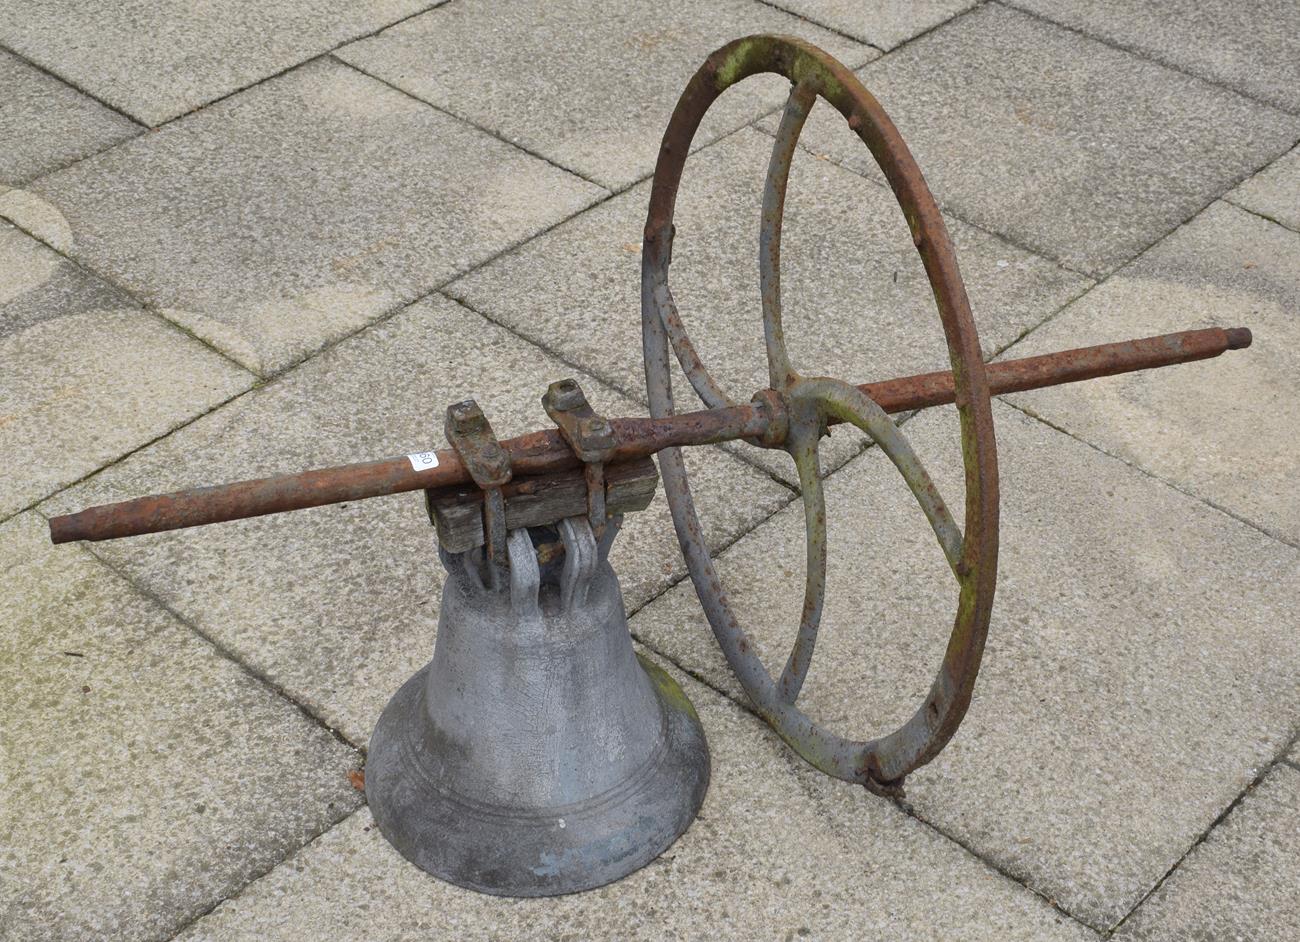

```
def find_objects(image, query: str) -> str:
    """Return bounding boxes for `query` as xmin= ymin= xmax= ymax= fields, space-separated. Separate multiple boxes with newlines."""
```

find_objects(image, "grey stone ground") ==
xmin=2 ymin=2 xmax=1297 ymax=940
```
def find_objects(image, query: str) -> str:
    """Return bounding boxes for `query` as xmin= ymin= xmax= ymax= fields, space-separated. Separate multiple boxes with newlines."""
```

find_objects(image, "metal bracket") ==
xmin=542 ymin=379 xmax=617 ymax=535
xmin=441 ymin=399 xmax=512 ymax=587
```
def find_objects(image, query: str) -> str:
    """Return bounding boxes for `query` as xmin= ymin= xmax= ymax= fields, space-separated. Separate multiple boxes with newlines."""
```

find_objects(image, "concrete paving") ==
xmin=0 ymin=48 xmax=139 ymax=186
xmin=774 ymin=3 xmax=1299 ymax=276
xmin=1113 ymin=764 xmax=1300 ymax=941
xmin=1006 ymin=0 xmax=1300 ymax=115
xmin=0 ymin=513 xmax=362 ymax=942
xmin=337 ymin=0 xmax=876 ymax=190
xmin=4 ymin=2 xmax=1298 ymax=939
xmin=0 ymin=0 xmax=432 ymax=126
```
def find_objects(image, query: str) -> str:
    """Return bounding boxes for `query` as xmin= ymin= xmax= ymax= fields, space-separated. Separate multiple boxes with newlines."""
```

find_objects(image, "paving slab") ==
xmin=0 ymin=48 xmax=139 ymax=186
xmin=772 ymin=3 xmax=1299 ymax=276
xmin=1006 ymin=0 xmax=1300 ymax=116
xmin=1113 ymin=764 xmax=1300 ymax=941
xmin=22 ymin=57 xmax=604 ymax=377
xmin=0 ymin=512 xmax=362 ymax=942
xmin=761 ymin=0 xmax=977 ymax=50
xmin=1227 ymin=144 xmax=1300 ymax=233
xmin=450 ymin=127 xmax=1090 ymax=483
xmin=1004 ymin=201 xmax=1300 ymax=547
xmin=0 ymin=0 xmax=433 ymax=126
xmin=337 ymin=0 xmax=877 ymax=190
xmin=630 ymin=400 xmax=1300 ymax=929
xmin=0 ymin=222 xmax=253 ymax=520
xmin=176 ymin=656 xmax=1093 ymax=942
xmin=42 ymin=294 xmax=791 ymax=746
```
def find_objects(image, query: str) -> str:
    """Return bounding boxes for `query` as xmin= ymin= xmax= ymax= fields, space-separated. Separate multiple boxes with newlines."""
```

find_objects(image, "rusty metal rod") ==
xmin=48 ymin=326 xmax=1250 ymax=544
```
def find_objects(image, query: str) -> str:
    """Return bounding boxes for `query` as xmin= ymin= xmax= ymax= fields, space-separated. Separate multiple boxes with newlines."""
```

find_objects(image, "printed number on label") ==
xmin=407 ymin=451 xmax=440 ymax=472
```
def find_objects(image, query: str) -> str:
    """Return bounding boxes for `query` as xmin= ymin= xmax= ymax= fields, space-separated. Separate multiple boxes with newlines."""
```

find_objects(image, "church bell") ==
xmin=366 ymin=395 xmax=709 ymax=896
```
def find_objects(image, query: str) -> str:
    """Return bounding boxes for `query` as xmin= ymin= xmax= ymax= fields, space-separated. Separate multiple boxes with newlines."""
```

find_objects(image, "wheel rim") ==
xmin=641 ymin=35 xmax=999 ymax=790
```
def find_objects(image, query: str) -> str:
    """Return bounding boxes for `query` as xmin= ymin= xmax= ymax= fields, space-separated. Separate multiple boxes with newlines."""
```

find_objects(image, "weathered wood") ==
xmin=426 ymin=457 xmax=659 ymax=552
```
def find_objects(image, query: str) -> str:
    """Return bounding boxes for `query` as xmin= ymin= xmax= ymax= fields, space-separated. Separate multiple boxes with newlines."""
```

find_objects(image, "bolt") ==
xmin=549 ymin=379 xmax=586 ymax=412
xmin=447 ymin=400 xmax=480 ymax=432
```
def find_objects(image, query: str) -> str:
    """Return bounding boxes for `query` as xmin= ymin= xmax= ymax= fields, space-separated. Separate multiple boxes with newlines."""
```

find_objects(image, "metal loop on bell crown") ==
xmin=506 ymin=528 xmax=541 ymax=619
xmin=558 ymin=516 xmax=599 ymax=613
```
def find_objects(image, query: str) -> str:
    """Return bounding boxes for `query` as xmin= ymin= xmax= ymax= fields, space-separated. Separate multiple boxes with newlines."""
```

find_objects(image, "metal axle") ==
xmin=48 ymin=325 xmax=1249 ymax=545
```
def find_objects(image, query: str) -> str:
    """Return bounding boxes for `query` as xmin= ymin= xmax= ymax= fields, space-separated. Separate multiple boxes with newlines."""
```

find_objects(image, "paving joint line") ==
xmin=1074 ymin=126 xmax=1300 ymax=283
xmin=34 ymin=502 xmax=368 ymax=756
xmin=0 ymin=373 xmax=259 ymax=529
xmin=5 ymin=128 xmax=147 ymax=190
xmin=760 ymin=0 xmax=993 ymax=61
xmin=0 ymin=202 xmax=256 ymax=375
xmin=0 ymin=2 xmax=449 ymax=188
xmin=0 ymin=41 xmax=147 ymax=127
xmin=331 ymin=55 xmax=610 ymax=192
xmin=1107 ymin=727 xmax=1300 ymax=936
xmin=217 ymin=178 xmax=619 ymax=384
xmin=335 ymin=53 xmax=818 ymax=202
xmin=750 ymin=117 xmax=1096 ymax=281
xmin=990 ymin=139 xmax=1300 ymax=368
xmin=981 ymin=274 xmax=1099 ymax=362
xmin=34 ymin=506 xmax=371 ymax=940
xmin=161 ymin=805 xmax=370 ymax=942
xmin=1222 ymin=197 xmax=1300 ymax=237
xmin=749 ymin=0 xmax=886 ymax=54
xmin=996 ymin=0 xmax=1300 ymax=118
xmin=221 ymin=91 xmax=778 ymax=381
xmin=0 ymin=277 xmax=466 ymax=521
xmin=1003 ymin=398 xmax=1300 ymax=552
xmin=623 ymin=486 xmax=802 ymax=625
xmin=889 ymin=803 xmax=1102 ymax=933
xmin=136 ymin=1 xmax=447 ymax=130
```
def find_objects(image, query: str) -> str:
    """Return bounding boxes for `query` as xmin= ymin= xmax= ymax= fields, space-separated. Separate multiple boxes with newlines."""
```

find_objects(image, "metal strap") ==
xmin=542 ymin=379 xmax=616 ymax=535
xmin=443 ymin=399 xmax=512 ymax=588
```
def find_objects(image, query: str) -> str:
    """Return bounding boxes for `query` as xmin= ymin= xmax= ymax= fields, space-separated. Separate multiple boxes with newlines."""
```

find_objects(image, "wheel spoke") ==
xmin=644 ymin=233 xmax=734 ymax=410
xmin=761 ymin=78 xmax=819 ymax=392
xmin=777 ymin=412 xmax=827 ymax=703
xmin=799 ymin=378 xmax=964 ymax=576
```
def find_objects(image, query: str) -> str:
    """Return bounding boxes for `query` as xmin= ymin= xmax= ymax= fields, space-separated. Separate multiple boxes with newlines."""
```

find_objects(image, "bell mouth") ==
xmin=366 ymin=654 xmax=709 ymax=897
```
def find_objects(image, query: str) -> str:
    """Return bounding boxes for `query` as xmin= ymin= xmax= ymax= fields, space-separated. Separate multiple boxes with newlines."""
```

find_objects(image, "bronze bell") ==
xmin=366 ymin=513 xmax=709 ymax=896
